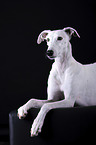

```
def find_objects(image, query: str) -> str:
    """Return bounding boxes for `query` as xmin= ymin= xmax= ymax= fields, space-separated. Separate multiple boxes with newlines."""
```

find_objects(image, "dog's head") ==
xmin=37 ymin=27 xmax=80 ymax=60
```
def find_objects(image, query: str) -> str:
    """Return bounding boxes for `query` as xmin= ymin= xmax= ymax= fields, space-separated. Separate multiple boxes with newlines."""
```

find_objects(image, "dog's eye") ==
xmin=57 ymin=37 xmax=63 ymax=40
xmin=46 ymin=38 xmax=50 ymax=42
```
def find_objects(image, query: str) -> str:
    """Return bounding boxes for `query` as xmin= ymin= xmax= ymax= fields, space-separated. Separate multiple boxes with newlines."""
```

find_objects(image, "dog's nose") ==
xmin=46 ymin=50 xmax=54 ymax=57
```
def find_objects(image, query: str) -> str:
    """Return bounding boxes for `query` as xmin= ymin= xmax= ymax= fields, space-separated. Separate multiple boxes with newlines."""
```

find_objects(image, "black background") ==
xmin=0 ymin=0 xmax=96 ymax=133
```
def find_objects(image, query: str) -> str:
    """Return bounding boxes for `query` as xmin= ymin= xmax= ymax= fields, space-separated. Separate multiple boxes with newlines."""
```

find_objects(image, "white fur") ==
xmin=18 ymin=27 xmax=96 ymax=137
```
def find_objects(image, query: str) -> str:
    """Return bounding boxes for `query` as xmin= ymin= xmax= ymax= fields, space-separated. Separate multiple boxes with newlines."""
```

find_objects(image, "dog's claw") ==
xmin=17 ymin=106 xmax=28 ymax=119
xmin=30 ymin=133 xmax=38 ymax=137
xmin=30 ymin=116 xmax=43 ymax=137
xmin=30 ymin=129 xmax=38 ymax=137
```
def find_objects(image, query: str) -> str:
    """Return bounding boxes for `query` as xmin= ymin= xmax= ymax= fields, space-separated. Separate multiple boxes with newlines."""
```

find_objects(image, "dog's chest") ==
xmin=55 ymin=67 xmax=73 ymax=92
xmin=56 ymin=72 xmax=65 ymax=87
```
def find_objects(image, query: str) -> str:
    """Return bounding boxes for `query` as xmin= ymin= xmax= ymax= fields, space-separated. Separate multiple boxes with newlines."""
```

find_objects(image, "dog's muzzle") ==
xmin=46 ymin=50 xmax=54 ymax=57
xmin=46 ymin=50 xmax=56 ymax=59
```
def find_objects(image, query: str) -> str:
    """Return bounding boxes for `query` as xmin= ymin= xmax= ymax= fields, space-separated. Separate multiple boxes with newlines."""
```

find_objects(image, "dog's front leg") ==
xmin=18 ymin=99 xmax=52 ymax=119
xmin=31 ymin=99 xmax=74 ymax=136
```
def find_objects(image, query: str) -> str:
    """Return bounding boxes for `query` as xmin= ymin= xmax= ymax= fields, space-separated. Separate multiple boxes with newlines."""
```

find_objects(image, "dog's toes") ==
xmin=30 ymin=132 xmax=38 ymax=137
xmin=17 ymin=113 xmax=27 ymax=119
xmin=30 ymin=122 xmax=42 ymax=137
xmin=17 ymin=113 xmax=21 ymax=119
xmin=30 ymin=125 xmax=40 ymax=137
xmin=17 ymin=106 xmax=28 ymax=119
xmin=30 ymin=129 xmax=39 ymax=137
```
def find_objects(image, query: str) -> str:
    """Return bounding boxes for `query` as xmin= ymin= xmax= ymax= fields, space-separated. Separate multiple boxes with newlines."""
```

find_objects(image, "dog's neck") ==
xmin=55 ymin=42 xmax=74 ymax=73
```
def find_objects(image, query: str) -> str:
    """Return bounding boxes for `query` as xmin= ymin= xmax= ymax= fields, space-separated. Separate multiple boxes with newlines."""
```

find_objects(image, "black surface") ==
xmin=0 ymin=142 xmax=9 ymax=145
xmin=9 ymin=106 xmax=96 ymax=145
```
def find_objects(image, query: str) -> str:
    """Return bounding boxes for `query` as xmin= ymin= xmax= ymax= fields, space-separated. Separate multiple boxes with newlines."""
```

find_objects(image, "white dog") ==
xmin=18 ymin=27 xmax=96 ymax=137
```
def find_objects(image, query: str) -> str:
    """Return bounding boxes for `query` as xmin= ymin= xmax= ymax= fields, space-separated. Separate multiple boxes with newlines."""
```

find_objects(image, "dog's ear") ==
xmin=37 ymin=30 xmax=51 ymax=44
xmin=63 ymin=27 xmax=80 ymax=39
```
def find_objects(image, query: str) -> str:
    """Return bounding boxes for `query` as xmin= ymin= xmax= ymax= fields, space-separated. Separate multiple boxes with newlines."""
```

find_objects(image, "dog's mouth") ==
xmin=46 ymin=55 xmax=56 ymax=60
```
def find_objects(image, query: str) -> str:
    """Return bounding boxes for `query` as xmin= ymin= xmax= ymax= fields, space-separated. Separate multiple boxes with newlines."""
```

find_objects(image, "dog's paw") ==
xmin=17 ymin=105 xmax=28 ymax=119
xmin=30 ymin=117 xmax=43 ymax=137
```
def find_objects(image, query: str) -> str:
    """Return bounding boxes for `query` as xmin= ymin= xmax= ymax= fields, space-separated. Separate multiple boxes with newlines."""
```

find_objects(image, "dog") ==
xmin=18 ymin=27 xmax=96 ymax=137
